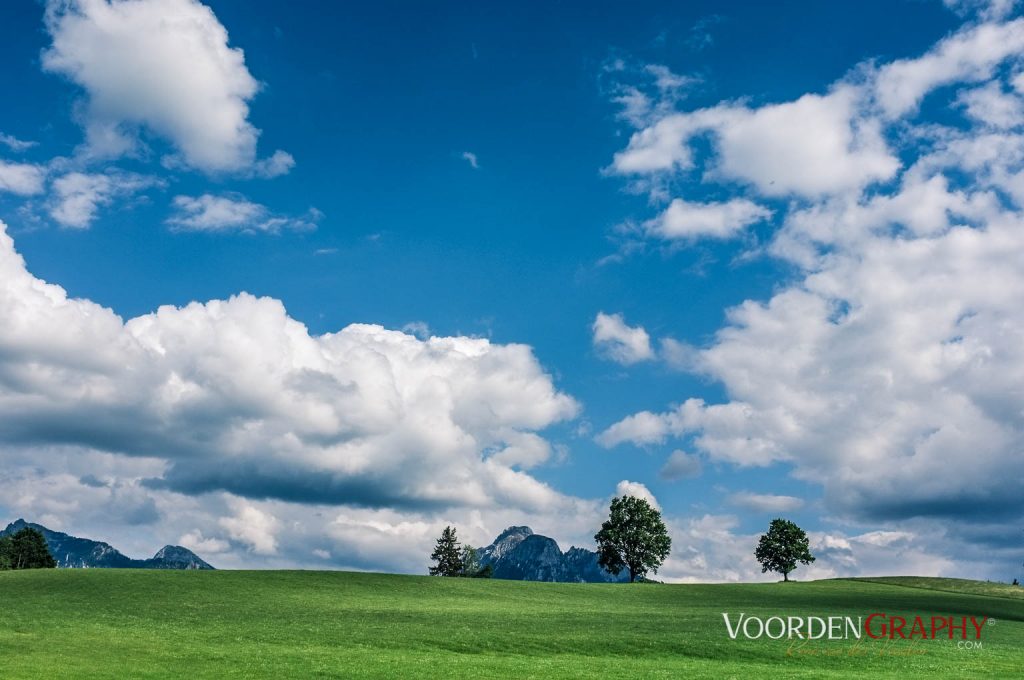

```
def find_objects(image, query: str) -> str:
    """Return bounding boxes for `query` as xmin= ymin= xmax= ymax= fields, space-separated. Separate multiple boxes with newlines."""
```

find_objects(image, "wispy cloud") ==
xmin=167 ymin=194 xmax=322 ymax=234
xmin=0 ymin=133 xmax=38 ymax=152
xmin=0 ymin=160 xmax=46 ymax=196
xmin=727 ymin=492 xmax=805 ymax=513
xmin=49 ymin=171 xmax=161 ymax=228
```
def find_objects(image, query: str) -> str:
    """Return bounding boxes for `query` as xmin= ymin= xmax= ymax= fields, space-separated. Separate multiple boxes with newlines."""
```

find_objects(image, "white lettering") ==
xmin=807 ymin=616 xmax=827 ymax=640
xmin=765 ymin=616 xmax=786 ymax=639
xmin=787 ymin=616 xmax=805 ymax=639
xmin=742 ymin=616 xmax=765 ymax=639
xmin=722 ymin=613 xmax=745 ymax=639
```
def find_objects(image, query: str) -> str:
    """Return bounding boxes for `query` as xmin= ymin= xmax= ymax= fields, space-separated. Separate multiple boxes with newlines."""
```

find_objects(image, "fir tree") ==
xmin=3 ymin=527 xmax=57 ymax=570
xmin=0 ymin=534 xmax=11 ymax=570
xmin=428 ymin=526 xmax=463 ymax=576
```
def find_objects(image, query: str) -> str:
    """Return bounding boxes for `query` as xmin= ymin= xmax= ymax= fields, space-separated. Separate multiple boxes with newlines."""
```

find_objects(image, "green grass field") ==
xmin=0 ymin=570 xmax=1021 ymax=678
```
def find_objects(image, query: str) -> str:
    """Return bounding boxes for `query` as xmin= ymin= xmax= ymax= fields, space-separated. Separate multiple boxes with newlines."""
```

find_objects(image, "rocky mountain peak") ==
xmin=1 ymin=520 xmax=214 ymax=570
xmin=495 ymin=525 xmax=533 ymax=541
xmin=480 ymin=525 xmax=535 ymax=562
xmin=478 ymin=526 xmax=627 ymax=583
xmin=150 ymin=545 xmax=214 ymax=570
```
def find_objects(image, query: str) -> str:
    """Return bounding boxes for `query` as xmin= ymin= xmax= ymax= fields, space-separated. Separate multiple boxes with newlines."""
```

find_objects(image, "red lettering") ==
xmin=865 ymin=613 xmax=887 ymax=639
xmin=889 ymin=616 xmax=907 ymax=640
xmin=908 ymin=616 xmax=927 ymax=639
xmin=930 ymin=616 xmax=949 ymax=639
xmin=950 ymin=617 xmax=968 ymax=640
xmin=970 ymin=617 xmax=987 ymax=639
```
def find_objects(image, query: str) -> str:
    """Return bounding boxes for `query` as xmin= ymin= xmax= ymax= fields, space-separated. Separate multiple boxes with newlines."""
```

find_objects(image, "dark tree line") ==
xmin=0 ymin=527 xmax=57 ymax=570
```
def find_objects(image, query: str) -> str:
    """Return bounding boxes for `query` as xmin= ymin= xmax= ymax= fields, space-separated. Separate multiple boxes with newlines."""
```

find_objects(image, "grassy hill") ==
xmin=0 ymin=571 xmax=1021 ymax=678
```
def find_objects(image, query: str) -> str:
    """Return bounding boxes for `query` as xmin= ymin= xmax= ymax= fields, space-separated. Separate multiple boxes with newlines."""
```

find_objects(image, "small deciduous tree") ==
xmin=594 ymin=495 xmax=671 ymax=583
xmin=754 ymin=518 xmax=815 ymax=582
xmin=429 ymin=526 xmax=464 ymax=576
xmin=459 ymin=545 xmax=492 ymax=578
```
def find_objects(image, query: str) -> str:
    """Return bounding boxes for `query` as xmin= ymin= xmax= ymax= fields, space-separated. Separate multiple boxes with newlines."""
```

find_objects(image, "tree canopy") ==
xmin=754 ymin=518 xmax=815 ymax=581
xmin=0 ymin=527 xmax=57 ymax=570
xmin=594 ymin=496 xmax=671 ymax=583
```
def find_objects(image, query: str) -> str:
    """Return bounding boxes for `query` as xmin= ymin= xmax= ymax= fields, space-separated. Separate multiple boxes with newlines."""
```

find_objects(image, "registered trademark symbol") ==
xmin=987 ymin=618 xmax=996 ymax=626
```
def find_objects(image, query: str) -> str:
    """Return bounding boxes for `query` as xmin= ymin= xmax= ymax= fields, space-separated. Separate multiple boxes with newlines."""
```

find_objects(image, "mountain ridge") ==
xmin=1 ymin=519 xmax=214 ymax=570
xmin=478 ymin=525 xmax=627 ymax=583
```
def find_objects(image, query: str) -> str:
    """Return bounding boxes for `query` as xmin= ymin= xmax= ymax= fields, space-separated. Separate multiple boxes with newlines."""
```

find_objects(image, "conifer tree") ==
xmin=3 ymin=527 xmax=57 ymax=570
xmin=0 ymin=534 xmax=12 ymax=570
xmin=428 ymin=526 xmax=463 ymax=576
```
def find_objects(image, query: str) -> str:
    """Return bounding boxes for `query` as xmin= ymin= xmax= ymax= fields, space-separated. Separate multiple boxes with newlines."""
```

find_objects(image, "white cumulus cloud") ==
xmin=42 ymin=0 xmax=290 ymax=175
xmin=600 ymin=16 xmax=1024 ymax=553
xmin=0 ymin=220 xmax=580 ymax=515
xmin=592 ymin=311 xmax=655 ymax=365
xmin=612 ymin=88 xmax=899 ymax=198
xmin=874 ymin=18 xmax=1024 ymax=118
xmin=614 ymin=480 xmax=660 ymax=511
xmin=645 ymin=197 xmax=771 ymax=240
xmin=0 ymin=160 xmax=46 ymax=196
xmin=219 ymin=500 xmax=281 ymax=555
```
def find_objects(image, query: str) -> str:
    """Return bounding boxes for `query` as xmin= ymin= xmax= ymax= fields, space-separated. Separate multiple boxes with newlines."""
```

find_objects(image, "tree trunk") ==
xmin=629 ymin=568 xmax=636 ymax=583
xmin=783 ymin=571 xmax=789 ymax=582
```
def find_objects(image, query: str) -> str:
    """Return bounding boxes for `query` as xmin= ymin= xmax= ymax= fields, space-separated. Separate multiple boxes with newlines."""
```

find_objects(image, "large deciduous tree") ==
xmin=594 ymin=496 xmax=671 ymax=583
xmin=754 ymin=518 xmax=815 ymax=582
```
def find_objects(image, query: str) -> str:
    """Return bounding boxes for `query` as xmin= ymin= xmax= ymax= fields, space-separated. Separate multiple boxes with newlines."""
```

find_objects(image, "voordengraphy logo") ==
xmin=721 ymin=613 xmax=989 ymax=641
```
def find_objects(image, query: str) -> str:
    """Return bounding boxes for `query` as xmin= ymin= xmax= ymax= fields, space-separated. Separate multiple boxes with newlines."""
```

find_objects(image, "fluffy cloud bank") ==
xmin=612 ymin=87 xmax=899 ymax=198
xmin=42 ymin=0 xmax=288 ymax=174
xmin=0 ymin=221 xmax=578 ymax=513
xmin=601 ymin=11 xmax=1024 ymax=570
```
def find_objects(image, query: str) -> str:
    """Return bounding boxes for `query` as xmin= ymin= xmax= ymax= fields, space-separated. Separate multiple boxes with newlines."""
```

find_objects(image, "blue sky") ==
xmin=0 ymin=0 xmax=1022 ymax=581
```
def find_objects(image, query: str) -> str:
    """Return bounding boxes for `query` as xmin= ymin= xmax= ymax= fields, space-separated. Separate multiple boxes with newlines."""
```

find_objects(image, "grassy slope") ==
xmin=852 ymin=576 xmax=1024 ymax=600
xmin=0 ymin=571 xmax=1021 ymax=679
